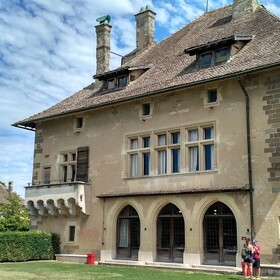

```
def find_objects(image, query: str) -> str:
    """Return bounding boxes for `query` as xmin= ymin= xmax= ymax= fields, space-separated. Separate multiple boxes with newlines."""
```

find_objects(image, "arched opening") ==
xmin=156 ymin=203 xmax=185 ymax=263
xmin=116 ymin=205 xmax=140 ymax=260
xmin=203 ymin=202 xmax=237 ymax=266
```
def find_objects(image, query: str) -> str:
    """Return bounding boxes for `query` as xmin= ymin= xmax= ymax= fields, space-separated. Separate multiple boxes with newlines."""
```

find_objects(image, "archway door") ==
xmin=203 ymin=202 xmax=237 ymax=266
xmin=157 ymin=203 xmax=185 ymax=263
xmin=116 ymin=205 xmax=140 ymax=260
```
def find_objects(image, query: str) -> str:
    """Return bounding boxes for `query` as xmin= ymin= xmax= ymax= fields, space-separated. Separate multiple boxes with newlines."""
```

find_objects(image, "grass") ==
xmin=0 ymin=261 xmax=277 ymax=280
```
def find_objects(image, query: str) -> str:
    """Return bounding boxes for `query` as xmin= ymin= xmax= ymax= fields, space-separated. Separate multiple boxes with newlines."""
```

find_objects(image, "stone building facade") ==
xmin=14 ymin=0 xmax=280 ymax=269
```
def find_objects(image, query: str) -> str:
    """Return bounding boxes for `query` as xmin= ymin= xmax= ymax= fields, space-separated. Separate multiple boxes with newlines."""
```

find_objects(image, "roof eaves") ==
xmin=14 ymin=62 xmax=280 ymax=130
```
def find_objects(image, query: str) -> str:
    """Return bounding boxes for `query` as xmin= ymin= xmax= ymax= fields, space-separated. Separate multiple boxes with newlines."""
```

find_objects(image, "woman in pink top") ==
xmin=252 ymin=239 xmax=261 ymax=279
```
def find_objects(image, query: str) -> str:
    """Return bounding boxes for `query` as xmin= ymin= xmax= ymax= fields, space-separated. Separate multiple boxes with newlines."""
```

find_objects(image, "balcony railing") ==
xmin=25 ymin=181 xmax=91 ymax=217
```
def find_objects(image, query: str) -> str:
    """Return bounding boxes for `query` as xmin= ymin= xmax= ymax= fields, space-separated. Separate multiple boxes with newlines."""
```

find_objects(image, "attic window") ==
xmin=200 ymin=52 xmax=212 ymax=68
xmin=208 ymin=89 xmax=217 ymax=103
xmin=108 ymin=78 xmax=115 ymax=89
xmin=118 ymin=76 xmax=127 ymax=87
xmin=199 ymin=47 xmax=229 ymax=68
xmin=76 ymin=117 xmax=83 ymax=129
xmin=142 ymin=103 xmax=150 ymax=116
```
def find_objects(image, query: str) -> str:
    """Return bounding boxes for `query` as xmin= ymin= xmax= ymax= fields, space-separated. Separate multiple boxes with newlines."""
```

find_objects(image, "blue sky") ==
xmin=0 ymin=0 xmax=279 ymax=197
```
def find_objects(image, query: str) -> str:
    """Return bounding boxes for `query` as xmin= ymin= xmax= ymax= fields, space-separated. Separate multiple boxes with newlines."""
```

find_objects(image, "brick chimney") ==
xmin=135 ymin=6 xmax=156 ymax=54
xmin=95 ymin=15 xmax=111 ymax=79
xmin=232 ymin=0 xmax=259 ymax=20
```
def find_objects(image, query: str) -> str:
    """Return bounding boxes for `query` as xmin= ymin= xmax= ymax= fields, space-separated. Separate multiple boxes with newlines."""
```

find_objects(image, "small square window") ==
xmin=142 ymin=103 xmax=150 ymax=116
xmin=208 ymin=89 xmax=217 ymax=103
xmin=76 ymin=117 xmax=83 ymax=129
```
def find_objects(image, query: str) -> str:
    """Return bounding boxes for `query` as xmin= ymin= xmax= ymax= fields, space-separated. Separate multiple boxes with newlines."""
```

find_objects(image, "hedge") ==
xmin=0 ymin=231 xmax=60 ymax=262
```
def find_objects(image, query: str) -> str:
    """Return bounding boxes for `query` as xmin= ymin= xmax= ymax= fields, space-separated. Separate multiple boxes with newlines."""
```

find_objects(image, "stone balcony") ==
xmin=25 ymin=182 xmax=91 ymax=217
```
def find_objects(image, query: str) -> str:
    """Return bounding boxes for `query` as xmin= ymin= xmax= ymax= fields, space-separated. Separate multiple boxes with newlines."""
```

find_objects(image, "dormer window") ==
xmin=199 ymin=47 xmax=229 ymax=69
xmin=118 ymin=76 xmax=127 ymax=87
xmin=184 ymin=35 xmax=253 ymax=71
xmin=200 ymin=52 xmax=212 ymax=68
xmin=215 ymin=47 xmax=229 ymax=64
xmin=108 ymin=78 xmax=115 ymax=89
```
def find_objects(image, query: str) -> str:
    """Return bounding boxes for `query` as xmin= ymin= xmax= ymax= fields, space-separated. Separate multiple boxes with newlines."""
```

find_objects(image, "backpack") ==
xmin=241 ymin=249 xmax=249 ymax=260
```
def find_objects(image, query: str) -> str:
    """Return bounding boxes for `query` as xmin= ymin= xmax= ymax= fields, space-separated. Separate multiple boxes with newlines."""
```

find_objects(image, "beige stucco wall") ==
xmin=29 ymin=68 xmax=280 ymax=265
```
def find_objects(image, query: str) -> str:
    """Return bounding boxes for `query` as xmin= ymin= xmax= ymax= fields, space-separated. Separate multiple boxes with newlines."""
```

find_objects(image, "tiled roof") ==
xmin=0 ymin=183 xmax=8 ymax=204
xmin=14 ymin=4 xmax=280 ymax=128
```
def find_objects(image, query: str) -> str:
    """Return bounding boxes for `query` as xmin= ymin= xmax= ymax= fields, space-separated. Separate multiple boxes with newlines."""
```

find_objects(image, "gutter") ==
xmin=238 ymin=76 xmax=255 ymax=240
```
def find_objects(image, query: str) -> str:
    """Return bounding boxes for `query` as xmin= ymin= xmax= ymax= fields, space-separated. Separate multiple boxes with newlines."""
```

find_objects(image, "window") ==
xmin=43 ymin=167 xmax=51 ymax=184
xmin=128 ymin=136 xmax=151 ymax=177
xmin=107 ymin=75 xmax=128 ymax=90
xmin=126 ymin=124 xmax=215 ymax=178
xmin=186 ymin=125 xmax=215 ymax=172
xmin=142 ymin=103 xmax=150 ymax=116
xmin=76 ymin=117 xmax=83 ymax=129
xmin=200 ymin=52 xmax=212 ymax=68
xmin=199 ymin=47 xmax=229 ymax=68
xmin=108 ymin=78 xmax=115 ymax=89
xmin=74 ymin=116 xmax=85 ymax=132
xmin=69 ymin=225 xmax=76 ymax=242
xmin=60 ymin=151 xmax=77 ymax=182
xmin=118 ymin=76 xmax=127 ymax=87
xmin=155 ymin=130 xmax=181 ymax=174
xmin=208 ymin=89 xmax=217 ymax=103
xmin=215 ymin=47 xmax=229 ymax=64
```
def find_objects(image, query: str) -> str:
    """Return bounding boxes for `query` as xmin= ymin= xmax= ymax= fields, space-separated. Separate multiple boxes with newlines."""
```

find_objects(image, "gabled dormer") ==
xmin=93 ymin=64 xmax=151 ymax=92
xmin=184 ymin=34 xmax=253 ymax=70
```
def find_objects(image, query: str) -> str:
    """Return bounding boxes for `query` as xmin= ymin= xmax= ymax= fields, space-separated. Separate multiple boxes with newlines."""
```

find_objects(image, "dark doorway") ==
xmin=116 ymin=205 xmax=140 ymax=260
xmin=157 ymin=203 xmax=185 ymax=263
xmin=203 ymin=202 xmax=237 ymax=266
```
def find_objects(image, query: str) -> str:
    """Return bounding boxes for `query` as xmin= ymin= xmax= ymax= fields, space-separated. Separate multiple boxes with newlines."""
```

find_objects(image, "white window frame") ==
xmin=186 ymin=124 xmax=215 ymax=172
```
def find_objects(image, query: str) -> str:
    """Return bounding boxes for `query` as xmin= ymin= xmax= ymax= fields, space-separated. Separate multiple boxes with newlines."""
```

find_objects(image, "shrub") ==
xmin=0 ymin=231 xmax=60 ymax=262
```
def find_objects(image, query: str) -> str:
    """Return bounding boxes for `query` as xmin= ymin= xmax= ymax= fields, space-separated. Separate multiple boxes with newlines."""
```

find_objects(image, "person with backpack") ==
xmin=242 ymin=238 xmax=254 ymax=279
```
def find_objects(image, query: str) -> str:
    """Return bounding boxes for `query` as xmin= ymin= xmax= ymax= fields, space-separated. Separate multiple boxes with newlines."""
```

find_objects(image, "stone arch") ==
xmin=145 ymin=197 xmax=188 ymax=263
xmin=155 ymin=201 xmax=185 ymax=263
xmin=199 ymin=198 xmax=238 ymax=266
xmin=105 ymin=199 xmax=143 ymax=260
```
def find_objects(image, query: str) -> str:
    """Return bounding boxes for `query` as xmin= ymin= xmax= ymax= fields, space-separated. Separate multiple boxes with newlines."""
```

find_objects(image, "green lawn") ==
xmin=0 ymin=261 xmax=238 ymax=280
xmin=0 ymin=261 xmax=277 ymax=280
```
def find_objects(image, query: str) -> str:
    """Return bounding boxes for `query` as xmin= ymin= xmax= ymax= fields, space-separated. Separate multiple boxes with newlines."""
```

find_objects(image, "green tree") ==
xmin=0 ymin=192 xmax=30 ymax=231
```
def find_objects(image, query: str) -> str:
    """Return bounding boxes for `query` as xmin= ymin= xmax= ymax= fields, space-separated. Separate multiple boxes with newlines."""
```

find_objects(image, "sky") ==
xmin=0 ymin=0 xmax=279 ymax=197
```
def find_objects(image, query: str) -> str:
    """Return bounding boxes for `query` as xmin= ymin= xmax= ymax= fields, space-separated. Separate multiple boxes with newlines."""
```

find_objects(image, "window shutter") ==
xmin=76 ymin=146 xmax=89 ymax=182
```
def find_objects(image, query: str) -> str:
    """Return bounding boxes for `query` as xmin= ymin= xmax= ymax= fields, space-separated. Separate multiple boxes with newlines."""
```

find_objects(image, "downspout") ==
xmin=238 ymin=76 xmax=255 ymax=240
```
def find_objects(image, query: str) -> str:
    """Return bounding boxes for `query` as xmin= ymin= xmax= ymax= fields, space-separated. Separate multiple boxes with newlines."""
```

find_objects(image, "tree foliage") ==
xmin=0 ymin=192 xmax=30 ymax=231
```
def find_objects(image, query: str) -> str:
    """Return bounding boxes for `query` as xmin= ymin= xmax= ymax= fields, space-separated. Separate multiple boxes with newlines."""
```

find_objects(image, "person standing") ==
xmin=252 ymin=239 xmax=261 ymax=279
xmin=243 ymin=238 xmax=254 ymax=279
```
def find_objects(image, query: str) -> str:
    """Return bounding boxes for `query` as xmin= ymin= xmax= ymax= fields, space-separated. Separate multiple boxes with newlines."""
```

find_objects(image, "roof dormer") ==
xmin=184 ymin=35 xmax=253 ymax=70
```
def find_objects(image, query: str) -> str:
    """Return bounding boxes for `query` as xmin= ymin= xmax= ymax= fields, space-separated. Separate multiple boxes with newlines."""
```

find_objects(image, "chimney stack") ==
xmin=135 ymin=6 xmax=156 ymax=54
xmin=8 ymin=181 xmax=13 ymax=193
xmin=232 ymin=0 xmax=259 ymax=20
xmin=95 ymin=15 xmax=112 ymax=79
